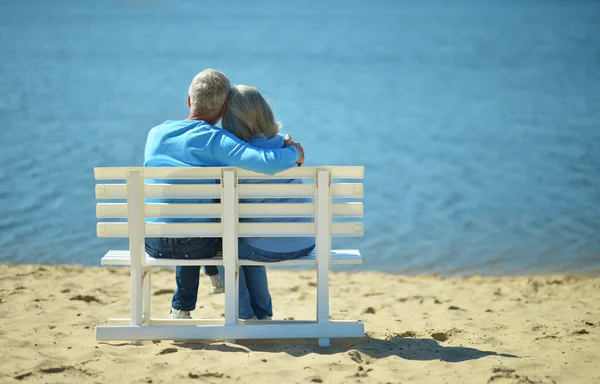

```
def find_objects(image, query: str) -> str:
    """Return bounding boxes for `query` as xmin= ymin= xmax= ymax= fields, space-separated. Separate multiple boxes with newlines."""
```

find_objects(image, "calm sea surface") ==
xmin=0 ymin=0 xmax=599 ymax=275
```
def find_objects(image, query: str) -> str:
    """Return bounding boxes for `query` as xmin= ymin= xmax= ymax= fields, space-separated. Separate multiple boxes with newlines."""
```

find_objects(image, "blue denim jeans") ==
xmin=145 ymin=237 xmax=221 ymax=311
xmin=217 ymin=239 xmax=315 ymax=319
xmin=203 ymin=265 xmax=219 ymax=276
xmin=238 ymin=238 xmax=315 ymax=263
xmin=217 ymin=264 xmax=272 ymax=319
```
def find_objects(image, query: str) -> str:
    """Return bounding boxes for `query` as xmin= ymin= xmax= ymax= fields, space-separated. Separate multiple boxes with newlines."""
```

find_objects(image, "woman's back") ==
xmin=240 ymin=134 xmax=315 ymax=253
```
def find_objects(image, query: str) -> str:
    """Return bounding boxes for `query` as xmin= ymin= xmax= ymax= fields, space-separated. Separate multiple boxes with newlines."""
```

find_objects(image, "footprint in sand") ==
xmin=14 ymin=371 xmax=33 ymax=380
xmin=487 ymin=367 xmax=555 ymax=384
xmin=347 ymin=350 xmax=363 ymax=363
xmin=431 ymin=332 xmax=449 ymax=342
xmin=158 ymin=347 xmax=178 ymax=355
xmin=572 ymin=329 xmax=589 ymax=335
xmin=385 ymin=331 xmax=418 ymax=340
xmin=189 ymin=372 xmax=226 ymax=378
xmin=70 ymin=295 xmax=101 ymax=303
xmin=40 ymin=366 xmax=69 ymax=374
xmin=153 ymin=289 xmax=175 ymax=296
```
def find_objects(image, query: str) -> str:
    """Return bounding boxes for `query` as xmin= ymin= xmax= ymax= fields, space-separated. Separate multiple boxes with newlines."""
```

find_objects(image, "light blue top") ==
xmin=239 ymin=135 xmax=316 ymax=253
xmin=144 ymin=120 xmax=299 ymax=172
xmin=144 ymin=119 xmax=299 ymax=222
xmin=143 ymin=119 xmax=314 ymax=252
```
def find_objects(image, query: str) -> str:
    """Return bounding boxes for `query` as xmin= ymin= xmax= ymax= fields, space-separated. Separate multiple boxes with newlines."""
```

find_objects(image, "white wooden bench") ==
xmin=94 ymin=166 xmax=364 ymax=347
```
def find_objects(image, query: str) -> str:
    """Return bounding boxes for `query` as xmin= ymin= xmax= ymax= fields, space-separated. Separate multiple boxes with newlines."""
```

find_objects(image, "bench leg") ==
xmin=142 ymin=268 xmax=151 ymax=325
xmin=318 ymin=338 xmax=330 ymax=348
xmin=130 ymin=265 xmax=143 ymax=327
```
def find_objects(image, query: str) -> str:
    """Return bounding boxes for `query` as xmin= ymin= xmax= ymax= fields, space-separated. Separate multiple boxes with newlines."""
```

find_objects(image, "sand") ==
xmin=0 ymin=264 xmax=598 ymax=384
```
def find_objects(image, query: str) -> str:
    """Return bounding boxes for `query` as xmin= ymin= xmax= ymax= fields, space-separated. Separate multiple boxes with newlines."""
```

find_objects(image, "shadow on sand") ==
xmin=174 ymin=335 xmax=518 ymax=363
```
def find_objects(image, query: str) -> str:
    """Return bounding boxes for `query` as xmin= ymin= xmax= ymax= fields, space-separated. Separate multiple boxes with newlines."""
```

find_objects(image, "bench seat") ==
xmin=101 ymin=249 xmax=362 ymax=267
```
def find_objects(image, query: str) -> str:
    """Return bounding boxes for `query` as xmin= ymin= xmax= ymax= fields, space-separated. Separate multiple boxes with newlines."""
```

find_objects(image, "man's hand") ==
xmin=284 ymin=134 xmax=304 ymax=167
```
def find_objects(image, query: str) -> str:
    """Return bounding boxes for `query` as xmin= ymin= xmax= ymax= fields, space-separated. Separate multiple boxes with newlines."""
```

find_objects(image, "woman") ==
xmin=219 ymin=85 xmax=316 ymax=320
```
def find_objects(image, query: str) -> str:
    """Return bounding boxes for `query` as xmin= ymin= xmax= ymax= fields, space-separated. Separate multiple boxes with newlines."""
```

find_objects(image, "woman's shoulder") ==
xmin=248 ymin=134 xmax=285 ymax=149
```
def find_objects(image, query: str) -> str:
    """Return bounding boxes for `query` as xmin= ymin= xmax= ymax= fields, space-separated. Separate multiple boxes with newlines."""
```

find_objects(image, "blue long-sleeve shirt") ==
xmin=144 ymin=120 xmax=299 ymax=223
xmin=143 ymin=119 xmax=314 ymax=253
xmin=144 ymin=120 xmax=299 ymax=173
xmin=239 ymin=134 xmax=315 ymax=253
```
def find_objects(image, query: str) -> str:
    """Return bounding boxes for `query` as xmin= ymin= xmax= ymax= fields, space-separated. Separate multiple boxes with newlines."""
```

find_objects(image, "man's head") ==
xmin=187 ymin=69 xmax=231 ymax=124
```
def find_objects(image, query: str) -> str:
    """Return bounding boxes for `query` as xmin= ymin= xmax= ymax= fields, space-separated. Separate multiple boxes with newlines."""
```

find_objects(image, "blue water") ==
xmin=0 ymin=0 xmax=599 ymax=275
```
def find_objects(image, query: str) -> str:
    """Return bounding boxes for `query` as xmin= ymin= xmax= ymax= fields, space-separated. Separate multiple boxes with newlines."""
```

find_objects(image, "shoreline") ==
xmin=1 ymin=264 xmax=598 ymax=383
xmin=3 ymin=261 xmax=600 ymax=278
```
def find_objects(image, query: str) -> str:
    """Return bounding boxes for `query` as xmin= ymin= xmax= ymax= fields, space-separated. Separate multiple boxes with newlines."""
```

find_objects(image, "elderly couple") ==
xmin=144 ymin=69 xmax=315 ymax=320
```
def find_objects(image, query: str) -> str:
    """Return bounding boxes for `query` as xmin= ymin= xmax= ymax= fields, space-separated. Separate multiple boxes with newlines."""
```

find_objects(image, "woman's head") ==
xmin=221 ymin=85 xmax=280 ymax=141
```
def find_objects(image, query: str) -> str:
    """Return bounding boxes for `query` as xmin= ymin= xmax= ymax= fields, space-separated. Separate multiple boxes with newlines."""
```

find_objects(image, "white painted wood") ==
xmin=237 ymin=166 xmax=364 ymax=180
xmin=144 ymin=223 xmax=224 ymax=237
xmin=240 ymin=202 xmax=362 ymax=218
xmin=95 ymin=322 xmax=365 ymax=341
xmin=103 ymin=250 xmax=210 ymax=265
xmin=239 ymin=249 xmax=362 ymax=266
xmin=142 ymin=269 xmax=151 ymax=325
xmin=238 ymin=222 xmax=314 ymax=237
xmin=97 ymin=222 xmax=362 ymax=238
xmin=94 ymin=166 xmax=365 ymax=344
xmin=94 ymin=166 xmax=364 ymax=181
xmin=238 ymin=184 xmax=313 ymax=198
xmin=126 ymin=170 xmax=145 ymax=327
xmin=97 ymin=223 xmax=223 ymax=238
xmin=97 ymin=202 xmax=363 ymax=219
xmin=96 ymin=183 xmax=363 ymax=200
xmin=96 ymin=184 xmax=221 ymax=200
xmin=110 ymin=318 xmax=225 ymax=325
xmin=101 ymin=249 xmax=362 ymax=267
xmin=143 ymin=184 xmax=221 ymax=198
xmin=222 ymin=169 xmax=239 ymax=325
xmin=108 ymin=318 xmax=358 ymax=326
xmin=331 ymin=183 xmax=364 ymax=199
xmin=332 ymin=202 xmax=363 ymax=218
xmin=241 ymin=203 xmax=312 ymax=218
xmin=96 ymin=203 xmax=222 ymax=219
xmin=94 ymin=167 xmax=223 ymax=180
xmin=238 ymin=183 xmax=363 ymax=199
xmin=316 ymin=169 xmax=332 ymax=327
xmin=101 ymin=250 xmax=224 ymax=266
xmin=237 ymin=222 xmax=362 ymax=237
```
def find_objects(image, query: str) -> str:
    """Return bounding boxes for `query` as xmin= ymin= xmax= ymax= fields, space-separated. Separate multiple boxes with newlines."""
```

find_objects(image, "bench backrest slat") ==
xmin=97 ymin=222 xmax=363 ymax=238
xmin=98 ymin=222 xmax=224 ymax=238
xmin=94 ymin=166 xmax=364 ymax=180
xmin=95 ymin=183 xmax=363 ymax=200
xmin=97 ymin=202 xmax=363 ymax=219
xmin=94 ymin=166 xmax=364 ymax=240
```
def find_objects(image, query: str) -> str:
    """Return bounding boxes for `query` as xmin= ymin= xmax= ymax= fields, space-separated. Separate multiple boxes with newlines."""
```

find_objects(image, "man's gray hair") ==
xmin=221 ymin=85 xmax=281 ymax=142
xmin=188 ymin=69 xmax=231 ymax=116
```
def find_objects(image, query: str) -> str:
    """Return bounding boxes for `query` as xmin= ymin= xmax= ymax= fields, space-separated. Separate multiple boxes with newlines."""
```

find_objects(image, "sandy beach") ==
xmin=0 ymin=264 xmax=598 ymax=384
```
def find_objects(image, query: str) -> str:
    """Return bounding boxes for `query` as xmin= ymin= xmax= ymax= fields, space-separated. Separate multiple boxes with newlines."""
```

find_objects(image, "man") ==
xmin=144 ymin=69 xmax=304 ymax=319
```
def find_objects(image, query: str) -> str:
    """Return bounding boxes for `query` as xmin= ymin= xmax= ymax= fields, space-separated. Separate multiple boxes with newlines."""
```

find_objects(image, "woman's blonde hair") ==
xmin=221 ymin=85 xmax=281 ymax=141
